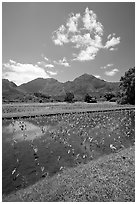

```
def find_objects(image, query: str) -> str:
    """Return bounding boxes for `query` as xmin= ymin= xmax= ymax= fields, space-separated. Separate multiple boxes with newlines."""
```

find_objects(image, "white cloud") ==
xmin=52 ymin=25 xmax=69 ymax=46
xmin=37 ymin=61 xmax=54 ymax=68
xmin=109 ymin=47 xmax=118 ymax=51
xmin=82 ymin=7 xmax=103 ymax=36
xmin=105 ymin=68 xmax=119 ymax=76
xmin=71 ymin=33 xmax=103 ymax=49
xmin=52 ymin=7 xmax=120 ymax=62
xmin=105 ymin=37 xmax=120 ymax=49
xmin=107 ymin=63 xmax=113 ymax=67
xmin=73 ymin=46 xmax=99 ymax=61
xmin=2 ymin=60 xmax=50 ymax=85
xmin=94 ymin=75 xmax=101 ymax=79
xmin=107 ymin=34 xmax=111 ymax=40
xmin=100 ymin=66 xmax=106 ymax=69
xmin=100 ymin=63 xmax=113 ymax=69
xmin=44 ymin=56 xmax=49 ymax=61
xmin=67 ymin=13 xmax=80 ymax=33
xmin=54 ymin=57 xmax=70 ymax=67
xmin=47 ymin=70 xmax=57 ymax=76
xmin=9 ymin=59 xmax=16 ymax=64
xmin=45 ymin=64 xmax=54 ymax=68
xmin=37 ymin=61 xmax=46 ymax=66
xmin=37 ymin=61 xmax=42 ymax=65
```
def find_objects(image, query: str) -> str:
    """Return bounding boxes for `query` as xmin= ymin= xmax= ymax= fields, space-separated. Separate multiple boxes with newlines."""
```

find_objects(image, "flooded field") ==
xmin=2 ymin=109 xmax=135 ymax=195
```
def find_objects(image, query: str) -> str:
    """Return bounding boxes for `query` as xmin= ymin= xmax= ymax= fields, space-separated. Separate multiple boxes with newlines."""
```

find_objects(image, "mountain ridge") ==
xmin=2 ymin=73 xmax=120 ymax=102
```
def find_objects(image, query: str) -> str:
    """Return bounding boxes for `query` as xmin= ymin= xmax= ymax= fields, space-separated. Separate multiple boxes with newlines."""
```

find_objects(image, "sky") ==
xmin=2 ymin=2 xmax=135 ymax=85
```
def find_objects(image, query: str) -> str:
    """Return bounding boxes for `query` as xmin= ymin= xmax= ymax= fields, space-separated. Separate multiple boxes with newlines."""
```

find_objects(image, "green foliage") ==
xmin=64 ymin=92 xmax=74 ymax=103
xmin=119 ymin=67 xmax=135 ymax=105
xmin=84 ymin=93 xmax=97 ymax=103
xmin=34 ymin=92 xmax=50 ymax=99
xmin=84 ymin=93 xmax=92 ymax=103
xmin=104 ymin=92 xmax=116 ymax=101
xmin=109 ymin=97 xmax=117 ymax=102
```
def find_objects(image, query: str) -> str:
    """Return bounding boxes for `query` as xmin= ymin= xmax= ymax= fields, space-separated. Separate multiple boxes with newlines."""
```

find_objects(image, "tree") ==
xmin=84 ymin=93 xmax=97 ymax=103
xmin=84 ymin=93 xmax=92 ymax=103
xmin=118 ymin=67 xmax=135 ymax=105
xmin=104 ymin=92 xmax=115 ymax=101
xmin=64 ymin=92 xmax=74 ymax=103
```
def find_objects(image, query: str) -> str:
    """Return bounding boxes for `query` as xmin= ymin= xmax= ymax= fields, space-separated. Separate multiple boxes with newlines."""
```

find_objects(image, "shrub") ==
xmin=84 ymin=93 xmax=97 ymax=103
xmin=109 ymin=97 xmax=117 ymax=102
xmin=118 ymin=67 xmax=135 ymax=105
xmin=64 ymin=92 xmax=74 ymax=103
xmin=104 ymin=92 xmax=115 ymax=101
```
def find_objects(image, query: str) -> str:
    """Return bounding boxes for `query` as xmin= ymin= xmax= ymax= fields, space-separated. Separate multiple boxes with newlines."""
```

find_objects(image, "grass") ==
xmin=3 ymin=146 xmax=135 ymax=202
xmin=2 ymin=101 xmax=135 ymax=118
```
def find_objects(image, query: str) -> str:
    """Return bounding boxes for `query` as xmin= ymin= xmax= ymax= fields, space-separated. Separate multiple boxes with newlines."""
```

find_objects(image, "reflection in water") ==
xmin=2 ymin=110 xmax=135 ymax=196
xmin=3 ymin=120 xmax=49 ymax=142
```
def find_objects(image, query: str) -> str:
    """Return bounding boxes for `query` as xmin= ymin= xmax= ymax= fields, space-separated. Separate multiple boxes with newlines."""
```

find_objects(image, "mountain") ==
xmin=63 ymin=74 xmax=120 ymax=99
xmin=2 ymin=74 xmax=120 ymax=102
xmin=2 ymin=79 xmax=23 ymax=96
xmin=2 ymin=79 xmax=25 ymax=102
xmin=19 ymin=78 xmax=64 ymax=96
xmin=2 ymin=79 xmax=17 ymax=91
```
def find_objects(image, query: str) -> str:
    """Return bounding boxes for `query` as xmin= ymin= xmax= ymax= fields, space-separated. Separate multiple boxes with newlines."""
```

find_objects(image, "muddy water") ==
xmin=2 ymin=110 xmax=135 ymax=195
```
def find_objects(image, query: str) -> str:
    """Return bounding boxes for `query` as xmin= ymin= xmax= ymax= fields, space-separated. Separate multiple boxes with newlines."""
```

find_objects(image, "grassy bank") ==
xmin=3 ymin=146 xmax=135 ymax=202
xmin=2 ymin=102 xmax=135 ymax=118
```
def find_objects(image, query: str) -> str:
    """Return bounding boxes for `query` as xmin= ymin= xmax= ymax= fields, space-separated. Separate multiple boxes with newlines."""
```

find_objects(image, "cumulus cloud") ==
xmin=82 ymin=8 xmax=103 ymax=36
xmin=47 ymin=70 xmax=57 ymax=76
xmin=37 ymin=61 xmax=46 ymax=66
xmin=73 ymin=46 xmax=99 ymax=61
xmin=94 ymin=75 xmax=101 ymax=79
xmin=52 ymin=7 xmax=120 ymax=61
xmin=109 ymin=47 xmax=118 ymax=51
xmin=100 ymin=63 xmax=113 ymax=69
xmin=67 ymin=13 xmax=80 ymax=33
xmin=54 ymin=57 xmax=70 ymax=67
xmin=105 ymin=37 xmax=120 ymax=49
xmin=37 ymin=61 xmax=55 ymax=69
xmin=105 ymin=68 xmax=119 ymax=76
xmin=9 ymin=59 xmax=16 ymax=64
xmin=107 ymin=63 xmax=113 ymax=67
xmin=45 ymin=64 xmax=54 ymax=68
xmin=52 ymin=25 xmax=69 ymax=46
xmin=107 ymin=34 xmax=112 ymax=40
xmin=40 ymin=54 xmax=70 ymax=68
xmin=71 ymin=33 xmax=103 ymax=49
xmin=100 ymin=65 xmax=106 ymax=69
xmin=2 ymin=60 xmax=50 ymax=85
xmin=44 ymin=56 xmax=49 ymax=61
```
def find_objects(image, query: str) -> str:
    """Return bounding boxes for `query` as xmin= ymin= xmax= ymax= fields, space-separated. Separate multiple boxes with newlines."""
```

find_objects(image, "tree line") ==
xmin=64 ymin=67 xmax=135 ymax=105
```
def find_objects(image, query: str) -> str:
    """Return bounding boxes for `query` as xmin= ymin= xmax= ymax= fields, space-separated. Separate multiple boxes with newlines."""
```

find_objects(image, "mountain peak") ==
xmin=74 ymin=73 xmax=96 ymax=82
xmin=2 ymin=78 xmax=17 ymax=88
xmin=3 ymin=73 xmax=120 ymax=102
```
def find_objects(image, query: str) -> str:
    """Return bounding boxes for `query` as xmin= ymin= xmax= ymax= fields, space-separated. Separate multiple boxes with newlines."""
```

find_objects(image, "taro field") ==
xmin=2 ymin=109 xmax=135 ymax=195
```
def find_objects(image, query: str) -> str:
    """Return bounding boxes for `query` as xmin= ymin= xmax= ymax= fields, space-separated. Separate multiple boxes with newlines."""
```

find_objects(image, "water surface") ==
xmin=2 ymin=110 xmax=135 ymax=195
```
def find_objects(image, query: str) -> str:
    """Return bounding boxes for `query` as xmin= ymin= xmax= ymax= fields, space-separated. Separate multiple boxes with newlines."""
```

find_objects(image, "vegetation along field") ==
xmin=2 ymin=107 xmax=135 ymax=201
xmin=2 ymin=2 xmax=135 ymax=201
xmin=2 ymin=101 xmax=134 ymax=118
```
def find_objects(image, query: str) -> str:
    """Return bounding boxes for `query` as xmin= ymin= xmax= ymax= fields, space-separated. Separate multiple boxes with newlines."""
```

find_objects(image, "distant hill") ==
xmin=63 ymin=74 xmax=119 ymax=99
xmin=19 ymin=78 xmax=64 ymax=96
xmin=2 ymin=74 xmax=120 ymax=102
xmin=2 ymin=79 xmax=25 ymax=101
xmin=2 ymin=79 xmax=34 ymax=103
xmin=2 ymin=79 xmax=17 ymax=91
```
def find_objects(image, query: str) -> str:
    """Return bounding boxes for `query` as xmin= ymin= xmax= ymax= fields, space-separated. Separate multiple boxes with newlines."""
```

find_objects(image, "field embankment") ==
xmin=2 ymin=102 xmax=135 ymax=118
xmin=3 ymin=146 xmax=135 ymax=202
